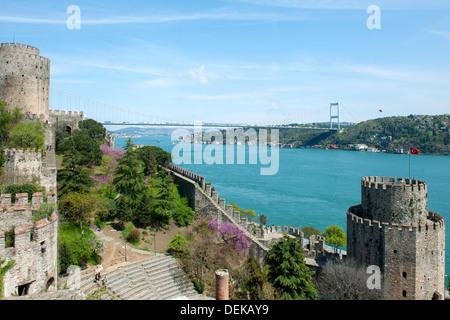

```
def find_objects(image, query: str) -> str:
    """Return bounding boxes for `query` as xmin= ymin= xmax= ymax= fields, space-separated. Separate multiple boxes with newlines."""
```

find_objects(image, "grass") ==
xmin=59 ymin=222 xmax=101 ymax=267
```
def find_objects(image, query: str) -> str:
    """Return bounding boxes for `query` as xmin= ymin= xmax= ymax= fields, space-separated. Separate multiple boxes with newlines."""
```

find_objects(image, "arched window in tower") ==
xmin=403 ymin=272 xmax=407 ymax=278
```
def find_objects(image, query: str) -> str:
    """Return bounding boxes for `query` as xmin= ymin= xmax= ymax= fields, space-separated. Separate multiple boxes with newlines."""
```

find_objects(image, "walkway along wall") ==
xmin=164 ymin=163 xmax=270 ymax=264
xmin=164 ymin=163 xmax=329 ymax=267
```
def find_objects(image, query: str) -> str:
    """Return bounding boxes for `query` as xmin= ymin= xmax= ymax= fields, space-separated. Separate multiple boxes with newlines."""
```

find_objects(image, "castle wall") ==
xmin=0 ymin=193 xmax=58 ymax=298
xmin=347 ymin=176 xmax=445 ymax=300
xmin=1 ymin=148 xmax=42 ymax=185
xmin=165 ymin=163 xmax=324 ymax=268
xmin=48 ymin=109 xmax=85 ymax=130
xmin=165 ymin=164 xmax=269 ymax=264
xmin=0 ymin=43 xmax=50 ymax=121
xmin=413 ymin=212 xmax=445 ymax=300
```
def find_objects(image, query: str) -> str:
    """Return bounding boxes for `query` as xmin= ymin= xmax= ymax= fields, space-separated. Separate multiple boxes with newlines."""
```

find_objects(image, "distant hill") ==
xmin=279 ymin=114 xmax=450 ymax=155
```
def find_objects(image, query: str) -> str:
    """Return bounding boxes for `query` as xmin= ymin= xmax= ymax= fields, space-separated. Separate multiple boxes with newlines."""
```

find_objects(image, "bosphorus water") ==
xmin=115 ymin=135 xmax=450 ymax=277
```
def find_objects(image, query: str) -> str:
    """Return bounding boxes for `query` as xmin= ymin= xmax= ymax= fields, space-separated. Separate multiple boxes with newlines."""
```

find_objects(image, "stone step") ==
xmin=144 ymin=262 xmax=179 ymax=277
xmin=79 ymin=255 xmax=211 ymax=300
xmin=120 ymin=282 xmax=150 ymax=300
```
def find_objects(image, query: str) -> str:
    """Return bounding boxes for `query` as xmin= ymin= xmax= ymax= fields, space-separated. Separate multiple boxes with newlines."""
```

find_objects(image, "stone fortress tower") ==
xmin=0 ymin=43 xmax=50 ymax=121
xmin=347 ymin=176 xmax=445 ymax=300
xmin=0 ymin=42 xmax=115 ymax=298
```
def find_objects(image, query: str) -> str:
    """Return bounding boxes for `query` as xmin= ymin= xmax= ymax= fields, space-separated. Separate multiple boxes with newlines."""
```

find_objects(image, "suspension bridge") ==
xmin=49 ymin=88 xmax=357 ymax=130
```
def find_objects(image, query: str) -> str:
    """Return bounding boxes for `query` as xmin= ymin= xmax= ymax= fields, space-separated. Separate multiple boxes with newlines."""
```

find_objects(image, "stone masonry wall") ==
xmin=0 ymin=43 xmax=50 ymax=121
xmin=0 ymin=192 xmax=58 ymax=298
xmin=361 ymin=176 xmax=428 ymax=225
xmin=347 ymin=176 xmax=445 ymax=300
xmin=165 ymin=163 xmax=321 ymax=265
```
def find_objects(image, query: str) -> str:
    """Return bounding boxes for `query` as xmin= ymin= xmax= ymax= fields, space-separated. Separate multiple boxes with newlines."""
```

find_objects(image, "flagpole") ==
xmin=409 ymin=150 xmax=411 ymax=180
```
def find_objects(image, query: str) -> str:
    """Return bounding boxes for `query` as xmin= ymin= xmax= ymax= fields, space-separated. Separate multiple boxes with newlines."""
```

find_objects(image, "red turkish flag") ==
xmin=410 ymin=147 xmax=419 ymax=154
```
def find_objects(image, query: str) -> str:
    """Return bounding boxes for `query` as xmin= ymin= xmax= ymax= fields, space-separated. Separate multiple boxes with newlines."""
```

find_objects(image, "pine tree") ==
xmin=267 ymin=235 xmax=317 ymax=300
xmin=57 ymin=157 xmax=94 ymax=196
xmin=112 ymin=139 xmax=147 ymax=226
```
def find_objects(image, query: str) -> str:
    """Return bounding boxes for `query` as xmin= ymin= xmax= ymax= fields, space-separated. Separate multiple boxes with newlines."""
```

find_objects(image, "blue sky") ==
xmin=1 ymin=0 xmax=450 ymax=125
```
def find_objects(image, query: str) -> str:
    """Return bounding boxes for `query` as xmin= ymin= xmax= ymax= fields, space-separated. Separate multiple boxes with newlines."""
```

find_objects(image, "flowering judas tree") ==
xmin=94 ymin=145 xmax=126 ymax=186
xmin=208 ymin=220 xmax=250 ymax=254
xmin=100 ymin=144 xmax=125 ymax=161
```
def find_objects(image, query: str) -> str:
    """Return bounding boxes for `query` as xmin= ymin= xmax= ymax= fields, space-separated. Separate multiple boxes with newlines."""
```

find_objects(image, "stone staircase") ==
xmin=78 ymin=254 xmax=213 ymax=300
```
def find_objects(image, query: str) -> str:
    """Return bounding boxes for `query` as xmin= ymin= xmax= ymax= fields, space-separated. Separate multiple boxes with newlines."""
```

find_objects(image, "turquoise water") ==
xmin=115 ymin=135 xmax=450 ymax=276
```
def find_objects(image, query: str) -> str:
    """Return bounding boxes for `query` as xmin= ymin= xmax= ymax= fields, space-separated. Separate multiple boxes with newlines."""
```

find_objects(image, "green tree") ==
xmin=57 ymin=159 xmax=94 ymax=196
xmin=230 ymin=201 xmax=257 ymax=221
xmin=76 ymin=119 xmax=106 ymax=144
xmin=8 ymin=120 xmax=45 ymax=151
xmin=259 ymin=214 xmax=268 ymax=227
xmin=59 ymin=134 xmax=102 ymax=168
xmin=113 ymin=139 xmax=147 ymax=226
xmin=58 ymin=242 xmax=73 ymax=274
xmin=0 ymin=101 xmax=22 ymax=147
xmin=242 ymin=257 xmax=269 ymax=300
xmin=267 ymin=235 xmax=317 ymax=300
xmin=151 ymin=176 xmax=176 ymax=224
xmin=58 ymin=192 xmax=106 ymax=230
xmin=301 ymin=226 xmax=323 ymax=239
xmin=324 ymin=225 xmax=346 ymax=253
xmin=168 ymin=231 xmax=188 ymax=257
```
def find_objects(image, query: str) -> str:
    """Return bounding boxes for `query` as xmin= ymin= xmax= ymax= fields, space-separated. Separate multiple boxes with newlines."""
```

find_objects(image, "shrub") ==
xmin=193 ymin=278 xmax=204 ymax=293
xmin=1 ymin=183 xmax=43 ymax=202
xmin=32 ymin=203 xmax=55 ymax=222
xmin=126 ymin=228 xmax=141 ymax=244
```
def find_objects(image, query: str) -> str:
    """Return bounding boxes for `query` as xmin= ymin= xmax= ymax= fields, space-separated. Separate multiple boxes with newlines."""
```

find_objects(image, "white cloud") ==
xmin=425 ymin=29 xmax=450 ymax=41
xmin=266 ymin=103 xmax=280 ymax=113
xmin=140 ymin=78 xmax=173 ymax=87
xmin=339 ymin=64 xmax=450 ymax=84
xmin=186 ymin=65 xmax=209 ymax=85
xmin=232 ymin=0 xmax=450 ymax=10
xmin=0 ymin=9 xmax=305 ymax=26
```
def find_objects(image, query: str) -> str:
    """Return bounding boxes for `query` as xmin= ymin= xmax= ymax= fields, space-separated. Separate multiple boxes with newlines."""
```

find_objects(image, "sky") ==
xmin=1 ymin=0 xmax=450 ymax=125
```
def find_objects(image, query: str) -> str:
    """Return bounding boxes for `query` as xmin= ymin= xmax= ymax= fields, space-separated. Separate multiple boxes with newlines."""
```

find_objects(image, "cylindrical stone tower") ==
xmin=360 ymin=176 xmax=428 ymax=225
xmin=347 ymin=176 xmax=445 ymax=300
xmin=0 ymin=43 xmax=50 ymax=121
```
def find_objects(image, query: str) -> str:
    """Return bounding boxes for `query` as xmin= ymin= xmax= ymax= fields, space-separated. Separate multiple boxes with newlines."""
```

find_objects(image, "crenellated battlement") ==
xmin=0 ymin=192 xmax=54 ymax=212
xmin=361 ymin=176 xmax=427 ymax=192
xmin=49 ymin=109 xmax=85 ymax=117
xmin=360 ymin=176 xmax=428 ymax=225
xmin=347 ymin=208 xmax=444 ymax=233
xmin=166 ymin=163 xmax=206 ymax=188
xmin=0 ymin=43 xmax=40 ymax=56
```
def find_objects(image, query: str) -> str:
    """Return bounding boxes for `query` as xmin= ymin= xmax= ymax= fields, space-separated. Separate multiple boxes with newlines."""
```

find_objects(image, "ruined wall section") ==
xmin=0 ymin=43 xmax=50 ymax=121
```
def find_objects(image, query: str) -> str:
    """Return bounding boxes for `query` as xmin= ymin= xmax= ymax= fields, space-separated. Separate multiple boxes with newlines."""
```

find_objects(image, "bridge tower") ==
xmin=329 ymin=102 xmax=340 ymax=130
